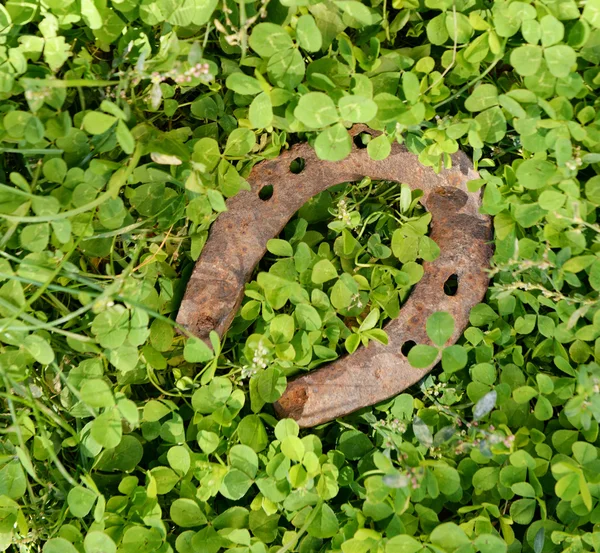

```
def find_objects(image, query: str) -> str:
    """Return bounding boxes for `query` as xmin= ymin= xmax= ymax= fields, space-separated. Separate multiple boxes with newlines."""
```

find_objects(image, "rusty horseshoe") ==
xmin=177 ymin=126 xmax=493 ymax=427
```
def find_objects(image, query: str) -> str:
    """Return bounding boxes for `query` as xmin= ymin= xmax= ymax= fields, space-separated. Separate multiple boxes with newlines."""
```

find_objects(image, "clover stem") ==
xmin=276 ymin=499 xmax=324 ymax=553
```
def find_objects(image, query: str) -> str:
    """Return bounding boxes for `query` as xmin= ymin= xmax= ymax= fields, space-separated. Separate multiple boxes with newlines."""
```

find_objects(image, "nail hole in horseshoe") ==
xmin=401 ymin=340 xmax=416 ymax=357
xmin=353 ymin=133 xmax=370 ymax=149
xmin=259 ymin=184 xmax=274 ymax=201
xmin=444 ymin=274 xmax=459 ymax=296
xmin=289 ymin=157 xmax=305 ymax=174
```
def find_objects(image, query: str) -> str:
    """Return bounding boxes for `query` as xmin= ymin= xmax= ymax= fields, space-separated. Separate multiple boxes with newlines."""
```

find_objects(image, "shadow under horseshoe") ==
xmin=177 ymin=125 xmax=493 ymax=427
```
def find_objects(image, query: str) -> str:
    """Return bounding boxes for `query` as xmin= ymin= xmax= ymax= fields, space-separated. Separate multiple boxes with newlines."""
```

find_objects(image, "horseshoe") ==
xmin=177 ymin=126 xmax=493 ymax=427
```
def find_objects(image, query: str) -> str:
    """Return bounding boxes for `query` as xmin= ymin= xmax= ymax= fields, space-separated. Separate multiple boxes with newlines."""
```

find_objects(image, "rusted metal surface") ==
xmin=177 ymin=125 xmax=493 ymax=427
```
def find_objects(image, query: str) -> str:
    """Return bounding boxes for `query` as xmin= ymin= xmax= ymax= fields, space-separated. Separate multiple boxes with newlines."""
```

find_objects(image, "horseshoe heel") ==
xmin=177 ymin=126 xmax=493 ymax=427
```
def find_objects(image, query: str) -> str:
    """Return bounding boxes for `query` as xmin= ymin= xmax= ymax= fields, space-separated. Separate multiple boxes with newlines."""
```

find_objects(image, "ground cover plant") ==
xmin=0 ymin=0 xmax=599 ymax=552
xmin=225 ymin=179 xmax=434 ymax=378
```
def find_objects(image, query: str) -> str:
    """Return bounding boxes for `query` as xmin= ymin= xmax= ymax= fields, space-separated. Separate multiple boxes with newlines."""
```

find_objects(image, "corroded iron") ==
xmin=177 ymin=125 xmax=493 ymax=427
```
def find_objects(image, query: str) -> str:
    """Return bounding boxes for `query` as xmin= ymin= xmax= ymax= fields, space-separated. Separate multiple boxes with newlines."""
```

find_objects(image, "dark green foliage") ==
xmin=0 ymin=0 xmax=599 ymax=552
